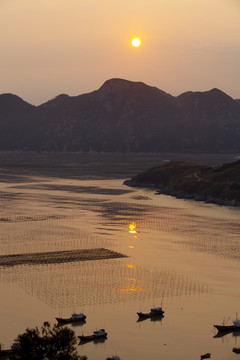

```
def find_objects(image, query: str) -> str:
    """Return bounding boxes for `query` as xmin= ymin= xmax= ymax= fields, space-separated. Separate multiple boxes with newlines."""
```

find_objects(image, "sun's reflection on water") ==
xmin=128 ymin=222 xmax=137 ymax=248
xmin=128 ymin=222 xmax=137 ymax=234
xmin=126 ymin=264 xmax=136 ymax=269
xmin=120 ymin=285 xmax=145 ymax=293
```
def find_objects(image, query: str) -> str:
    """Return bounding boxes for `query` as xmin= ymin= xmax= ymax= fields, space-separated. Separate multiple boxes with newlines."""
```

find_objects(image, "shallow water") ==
xmin=0 ymin=152 xmax=240 ymax=360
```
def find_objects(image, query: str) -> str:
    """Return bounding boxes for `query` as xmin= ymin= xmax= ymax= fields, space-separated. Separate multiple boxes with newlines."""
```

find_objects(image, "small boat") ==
xmin=79 ymin=329 xmax=107 ymax=343
xmin=137 ymin=313 xmax=164 ymax=323
xmin=56 ymin=312 xmax=86 ymax=325
xmin=137 ymin=306 xmax=164 ymax=319
xmin=233 ymin=348 xmax=240 ymax=354
xmin=200 ymin=353 xmax=211 ymax=359
xmin=0 ymin=349 xmax=13 ymax=358
xmin=214 ymin=316 xmax=240 ymax=332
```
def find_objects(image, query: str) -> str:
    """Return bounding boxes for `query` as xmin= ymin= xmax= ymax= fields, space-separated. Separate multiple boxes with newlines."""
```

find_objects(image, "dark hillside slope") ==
xmin=0 ymin=79 xmax=240 ymax=152
xmin=37 ymin=79 xmax=178 ymax=152
xmin=176 ymin=89 xmax=240 ymax=152
xmin=0 ymin=94 xmax=39 ymax=150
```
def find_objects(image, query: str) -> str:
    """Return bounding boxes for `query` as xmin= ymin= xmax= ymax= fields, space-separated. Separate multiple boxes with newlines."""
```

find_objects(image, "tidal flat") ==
xmin=0 ymin=152 xmax=240 ymax=360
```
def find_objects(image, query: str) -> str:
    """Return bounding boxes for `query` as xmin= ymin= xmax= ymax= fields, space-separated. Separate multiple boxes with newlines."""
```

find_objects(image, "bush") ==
xmin=11 ymin=321 xmax=87 ymax=360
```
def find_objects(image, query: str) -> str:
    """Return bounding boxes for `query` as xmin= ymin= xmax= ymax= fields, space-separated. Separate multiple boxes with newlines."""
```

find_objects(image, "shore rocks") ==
xmin=123 ymin=179 xmax=240 ymax=208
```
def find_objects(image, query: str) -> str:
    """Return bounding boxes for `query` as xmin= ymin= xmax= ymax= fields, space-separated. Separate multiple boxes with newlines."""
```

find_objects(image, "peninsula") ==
xmin=124 ymin=160 xmax=240 ymax=207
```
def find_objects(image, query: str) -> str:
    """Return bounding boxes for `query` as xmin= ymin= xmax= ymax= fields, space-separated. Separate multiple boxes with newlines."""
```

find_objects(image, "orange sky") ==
xmin=0 ymin=0 xmax=239 ymax=105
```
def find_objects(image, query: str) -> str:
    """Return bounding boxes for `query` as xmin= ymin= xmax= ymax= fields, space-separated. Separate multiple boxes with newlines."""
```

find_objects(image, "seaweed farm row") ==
xmin=0 ymin=248 xmax=127 ymax=267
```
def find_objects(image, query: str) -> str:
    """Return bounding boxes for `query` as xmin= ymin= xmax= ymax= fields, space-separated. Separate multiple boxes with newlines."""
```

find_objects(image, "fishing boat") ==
xmin=200 ymin=353 xmax=211 ymax=359
xmin=79 ymin=329 xmax=107 ymax=342
xmin=0 ymin=349 xmax=13 ymax=357
xmin=214 ymin=316 xmax=240 ymax=332
xmin=137 ymin=306 xmax=164 ymax=319
xmin=56 ymin=312 xmax=86 ymax=325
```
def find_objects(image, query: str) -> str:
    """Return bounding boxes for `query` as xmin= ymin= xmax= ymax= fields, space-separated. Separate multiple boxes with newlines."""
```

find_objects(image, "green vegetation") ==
xmin=125 ymin=160 xmax=240 ymax=206
xmin=11 ymin=322 xmax=87 ymax=360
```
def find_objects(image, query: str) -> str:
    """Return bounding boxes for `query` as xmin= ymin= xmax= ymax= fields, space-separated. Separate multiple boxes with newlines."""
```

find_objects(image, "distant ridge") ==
xmin=0 ymin=78 xmax=240 ymax=153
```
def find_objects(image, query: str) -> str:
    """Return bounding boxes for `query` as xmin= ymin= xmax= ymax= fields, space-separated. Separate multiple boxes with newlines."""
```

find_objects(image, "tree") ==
xmin=11 ymin=321 xmax=87 ymax=360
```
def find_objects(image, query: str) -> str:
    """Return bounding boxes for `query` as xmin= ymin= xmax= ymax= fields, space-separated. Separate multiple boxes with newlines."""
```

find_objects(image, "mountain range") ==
xmin=0 ymin=78 xmax=240 ymax=153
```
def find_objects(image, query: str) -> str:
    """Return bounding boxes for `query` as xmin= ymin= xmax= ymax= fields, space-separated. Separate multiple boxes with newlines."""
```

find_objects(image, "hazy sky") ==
xmin=1 ymin=0 xmax=240 ymax=105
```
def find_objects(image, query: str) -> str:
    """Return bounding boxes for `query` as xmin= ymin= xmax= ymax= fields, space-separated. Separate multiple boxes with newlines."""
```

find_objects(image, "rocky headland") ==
xmin=124 ymin=160 xmax=240 ymax=207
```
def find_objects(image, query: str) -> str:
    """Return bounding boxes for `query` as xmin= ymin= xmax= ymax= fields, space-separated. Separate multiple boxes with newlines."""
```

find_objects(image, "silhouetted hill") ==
xmin=0 ymin=94 xmax=40 ymax=150
xmin=0 ymin=78 xmax=240 ymax=152
xmin=124 ymin=160 xmax=240 ymax=207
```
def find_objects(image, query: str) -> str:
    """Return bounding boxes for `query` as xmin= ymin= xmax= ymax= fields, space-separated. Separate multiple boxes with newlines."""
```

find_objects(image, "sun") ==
xmin=131 ymin=38 xmax=141 ymax=48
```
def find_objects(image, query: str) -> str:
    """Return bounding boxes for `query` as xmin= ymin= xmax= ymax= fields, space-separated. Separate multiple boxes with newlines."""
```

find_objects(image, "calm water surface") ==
xmin=0 ymin=152 xmax=240 ymax=360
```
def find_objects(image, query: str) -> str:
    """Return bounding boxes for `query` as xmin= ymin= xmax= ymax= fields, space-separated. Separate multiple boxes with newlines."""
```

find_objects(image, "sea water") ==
xmin=0 ymin=152 xmax=239 ymax=360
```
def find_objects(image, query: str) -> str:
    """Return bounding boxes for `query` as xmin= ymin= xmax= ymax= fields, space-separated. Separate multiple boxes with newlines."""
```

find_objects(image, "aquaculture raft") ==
xmin=0 ymin=248 xmax=127 ymax=267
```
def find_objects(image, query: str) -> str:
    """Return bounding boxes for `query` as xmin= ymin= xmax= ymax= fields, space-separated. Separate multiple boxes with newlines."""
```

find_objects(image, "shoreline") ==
xmin=124 ymin=179 xmax=240 ymax=207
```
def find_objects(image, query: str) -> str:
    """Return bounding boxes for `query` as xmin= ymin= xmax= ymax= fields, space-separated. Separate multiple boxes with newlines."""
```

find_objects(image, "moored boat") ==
xmin=214 ymin=316 xmax=240 ymax=332
xmin=200 ymin=353 xmax=211 ymax=359
xmin=137 ymin=306 xmax=164 ymax=319
xmin=79 ymin=328 xmax=107 ymax=342
xmin=56 ymin=312 xmax=86 ymax=325
xmin=0 ymin=349 xmax=13 ymax=358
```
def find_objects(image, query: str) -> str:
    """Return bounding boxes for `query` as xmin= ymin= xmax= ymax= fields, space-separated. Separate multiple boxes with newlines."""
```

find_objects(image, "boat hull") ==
xmin=0 ymin=349 xmax=13 ymax=357
xmin=200 ymin=353 xmax=211 ymax=359
xmin=214 ymin=324 xmax=240 ymax=332
xmin=79 ymin=333 xmax=107 ymax=343
xmin=56 ymin=316 xmax=86 ymax=325
xmin=137 ymin=310 xmax=164 ymax=318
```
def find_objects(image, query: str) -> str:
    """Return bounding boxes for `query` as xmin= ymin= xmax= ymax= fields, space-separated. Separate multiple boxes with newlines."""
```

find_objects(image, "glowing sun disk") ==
xmin=131 ymin=38 xmax=141 ymax=47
